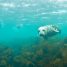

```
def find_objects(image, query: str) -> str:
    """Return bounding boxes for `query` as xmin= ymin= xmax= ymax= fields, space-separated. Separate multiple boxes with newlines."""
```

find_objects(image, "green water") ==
xmin=0 ymin=0 xmax=67 ymax=45
xmin=0 ymin=0 xmax=67 ymax=67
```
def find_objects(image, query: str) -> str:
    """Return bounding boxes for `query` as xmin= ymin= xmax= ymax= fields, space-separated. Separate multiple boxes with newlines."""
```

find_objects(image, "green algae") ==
xmin=0 ymin=37 xmax=66 ymax=67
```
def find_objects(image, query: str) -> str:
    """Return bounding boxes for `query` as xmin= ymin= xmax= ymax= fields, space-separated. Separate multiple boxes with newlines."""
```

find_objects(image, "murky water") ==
xmin=0 ymin=0 xmax=67 ymax=67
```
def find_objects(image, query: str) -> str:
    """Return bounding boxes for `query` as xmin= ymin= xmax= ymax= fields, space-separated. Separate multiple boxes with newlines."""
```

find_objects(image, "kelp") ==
xmin=0 ymin=37 xmax=67 ymax=67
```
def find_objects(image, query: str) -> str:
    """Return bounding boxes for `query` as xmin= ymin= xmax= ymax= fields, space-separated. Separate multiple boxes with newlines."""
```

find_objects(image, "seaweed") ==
xmin=0 ymin=37 xmax=67 ymax=67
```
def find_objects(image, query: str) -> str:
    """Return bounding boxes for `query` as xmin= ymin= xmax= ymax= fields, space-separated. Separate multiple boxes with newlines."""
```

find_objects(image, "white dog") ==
xmin=38 ymin=25 xmax=61 ymax=39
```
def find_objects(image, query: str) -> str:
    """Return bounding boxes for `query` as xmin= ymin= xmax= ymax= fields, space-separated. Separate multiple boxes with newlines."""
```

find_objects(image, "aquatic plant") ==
xmin=0 ymin=37 xmax=67 ymax=67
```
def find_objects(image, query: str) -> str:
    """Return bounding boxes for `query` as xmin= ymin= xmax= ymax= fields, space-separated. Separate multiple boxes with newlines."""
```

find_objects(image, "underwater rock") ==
xmin=38 ymin=25 xmax=61 ymax=39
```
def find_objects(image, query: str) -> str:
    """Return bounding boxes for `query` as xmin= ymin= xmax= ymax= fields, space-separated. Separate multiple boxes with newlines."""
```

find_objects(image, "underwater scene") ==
xmin=0 ymin=0 xmax=67 ymax=67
